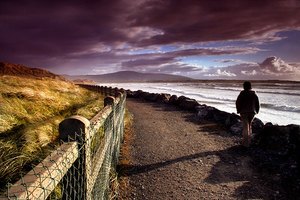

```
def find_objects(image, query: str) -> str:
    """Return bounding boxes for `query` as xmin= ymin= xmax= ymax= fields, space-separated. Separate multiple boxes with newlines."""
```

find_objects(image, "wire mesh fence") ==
xmin=1 ymin=86 xmax=126 ymax=200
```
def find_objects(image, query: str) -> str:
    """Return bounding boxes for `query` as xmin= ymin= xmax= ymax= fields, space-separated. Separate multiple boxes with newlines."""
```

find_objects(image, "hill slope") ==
xmin=65 ymin=71 xmax=193 ymax=82
xmin=0 ymin=62 xmax=64 ymax=80
xmin=0 ymin=75 xmax=105 ymax=189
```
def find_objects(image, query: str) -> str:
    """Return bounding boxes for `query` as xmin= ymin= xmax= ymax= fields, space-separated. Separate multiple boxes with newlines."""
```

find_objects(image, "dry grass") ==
xmin=0 ymin=75 xmax=105 ymax=188
xmin=113 ymin=109 xmax=134 ymax=199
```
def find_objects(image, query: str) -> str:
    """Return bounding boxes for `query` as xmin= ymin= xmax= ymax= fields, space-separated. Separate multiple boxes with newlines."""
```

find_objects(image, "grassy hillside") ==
xmin=0 ymin=75 xmax=104 ymax=188
xmin=0 ymin=62 xmax=65 ymax=80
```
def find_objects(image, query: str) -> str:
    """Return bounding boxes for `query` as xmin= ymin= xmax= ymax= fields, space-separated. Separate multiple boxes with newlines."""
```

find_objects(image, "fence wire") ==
xmin=1 ymin=86 xmax=126 ymax=200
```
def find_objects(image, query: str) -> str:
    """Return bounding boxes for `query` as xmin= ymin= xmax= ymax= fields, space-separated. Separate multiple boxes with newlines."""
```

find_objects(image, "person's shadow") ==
xmin=118 ymin=145 xmax=277 ymax=199
xmin=118 ymin=150 xmax=218 ymax=176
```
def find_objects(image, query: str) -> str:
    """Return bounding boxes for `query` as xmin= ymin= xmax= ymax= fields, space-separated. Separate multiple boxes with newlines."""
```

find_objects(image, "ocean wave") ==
xmin=154 ymin=88 xmax=236 ymax=103
xmin=261 ymin=103 xmax=300 ymax=113
xmin=130 ymin=83 xmax=300 ymax=96
xmin=256 ymin=89 xmax=300 ymax=96
xmin=212 ymin=86 xmax=300 ymax=96
xmin=146 ymin=86 xmax=300 ymax=113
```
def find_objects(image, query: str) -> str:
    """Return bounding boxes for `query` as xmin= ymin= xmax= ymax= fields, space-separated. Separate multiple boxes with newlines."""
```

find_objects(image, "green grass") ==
xmin=0 ymin=75 xmax=105 ymax=189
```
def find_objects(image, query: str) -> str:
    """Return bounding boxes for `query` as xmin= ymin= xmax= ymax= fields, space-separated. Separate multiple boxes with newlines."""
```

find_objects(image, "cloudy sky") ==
xmin=1 ymin=0 xmax=300 ymax=80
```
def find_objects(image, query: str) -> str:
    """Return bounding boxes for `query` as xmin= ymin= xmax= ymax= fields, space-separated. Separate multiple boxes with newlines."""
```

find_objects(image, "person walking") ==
xmin=236 ymin=81 xmax=260 ymax=147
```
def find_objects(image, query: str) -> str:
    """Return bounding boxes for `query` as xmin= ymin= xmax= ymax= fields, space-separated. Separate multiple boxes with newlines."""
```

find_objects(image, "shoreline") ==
xmin=99 ymin=81 xmax=300 ymax=126
xmin=125 ymin=88 xmax=299 ymax=127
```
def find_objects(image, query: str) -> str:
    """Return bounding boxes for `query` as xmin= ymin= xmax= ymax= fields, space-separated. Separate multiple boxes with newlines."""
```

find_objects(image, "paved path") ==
xmin=119 ymin=99 xmax=277 ymax=200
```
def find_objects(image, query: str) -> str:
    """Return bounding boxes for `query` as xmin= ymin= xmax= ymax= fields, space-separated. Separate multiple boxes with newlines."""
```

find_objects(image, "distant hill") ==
xmin=0 ymin=62 xmax=65 ymax=80
xmin=65 ymin=71 xmax=193 ymax=83
xmin=72 ymin=79 xmax=97 ymax=84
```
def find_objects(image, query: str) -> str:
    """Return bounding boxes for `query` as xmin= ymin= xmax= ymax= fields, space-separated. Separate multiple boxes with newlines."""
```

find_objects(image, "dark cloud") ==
xmin=0 ymin=0 xmax=130 ymax=60
xmin=166 ymin=47 xmax=259 ymax=57
xmin=122 ymin=57 xmax=173 ymax=68
xmin=1 ymin=1 xmax=299 ymax=55
xmin=131 ymin=0 xmax=300 ymax=45
xmin=216 ymin=59 xmax=237 ymax=63
xmin=0 ymin=0 xmax=299 ymax=78
xmin=123 ymin=61 xmax=204 ymax=75
xmin=153 ymin=64 xmax=204 ymax=74
xmin=119 ymin=47 xmax=259 ymax=77
xmin=215 ymin=59 xmax=257 ymax=65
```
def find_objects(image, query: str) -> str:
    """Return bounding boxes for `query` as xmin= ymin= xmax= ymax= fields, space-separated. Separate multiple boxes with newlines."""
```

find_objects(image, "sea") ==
xmin=99 ymin=81 xmax=300 ymax=126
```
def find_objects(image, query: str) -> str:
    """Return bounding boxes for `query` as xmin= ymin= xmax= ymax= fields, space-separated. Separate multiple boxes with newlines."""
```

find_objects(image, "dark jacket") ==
xmin=236 ymin=90 xmax=260 ymax=114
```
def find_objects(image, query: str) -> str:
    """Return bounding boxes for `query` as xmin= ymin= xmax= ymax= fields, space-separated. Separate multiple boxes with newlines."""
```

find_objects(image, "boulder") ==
xmin=225 ymin=113 xmax=240 ymax=128
xmin=196 ymin=105 xmax=236 ymax=126
xmin=178 ymin=98 xmax=199 ymax=111
xmin=132 ymin=90 xmax=144 ymax=98
xmin=156 ymin=93 xmax=171 ymax=103
xmin=250 ymin=123 xmax=300 ymax=197
xmin=137 ymin=91 xmax=147 ymax=99
xmin=175 ymin=96 xmax=189 ymax=105
xmin=253 ymin=123 xmax=300 ymax=153
xmin=211 ymin=109 xmax=233 ymax=125
xmin=252 ymin=118 xmax=264 ymax=134
xmin=125 ymin=90 xmax=134 ymax=97
xmin=289 ymin=124 xmax=300 ymax=150
xmin=196 ymin=105 xmax=215 ymax=121
xmin=145 ymin=93 xmax=159 ymax=102
xmin=168 ymin=95 xmax=178 ymax=104
xmin=230 ymin=122 xmax=243 ymax=135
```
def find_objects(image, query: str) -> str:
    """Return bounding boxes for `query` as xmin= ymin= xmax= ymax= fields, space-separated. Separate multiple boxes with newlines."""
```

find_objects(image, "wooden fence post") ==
xmin=104 ymin=96 xmax=115 ymax=145
xmin=104 ymin=96 xmax=117 ymax=163
xmin=114 ymin=92 xmax=123 ymax=163
xmin=59 ymin=115 xmax=91 ymax=200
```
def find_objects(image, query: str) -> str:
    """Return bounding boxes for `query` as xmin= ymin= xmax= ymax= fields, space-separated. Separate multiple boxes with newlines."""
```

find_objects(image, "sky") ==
xmin=0 ymin=0 xmax=300 ymax=80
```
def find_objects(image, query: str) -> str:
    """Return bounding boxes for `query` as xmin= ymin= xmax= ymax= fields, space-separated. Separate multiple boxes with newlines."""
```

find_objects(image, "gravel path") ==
xmin=118 ymin=99 xmax=278 ymax=200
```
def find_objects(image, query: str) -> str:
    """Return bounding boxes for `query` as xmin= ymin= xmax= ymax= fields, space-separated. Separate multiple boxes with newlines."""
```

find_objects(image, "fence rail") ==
xmin=1 ymin=86 xmax=126 ymax=200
